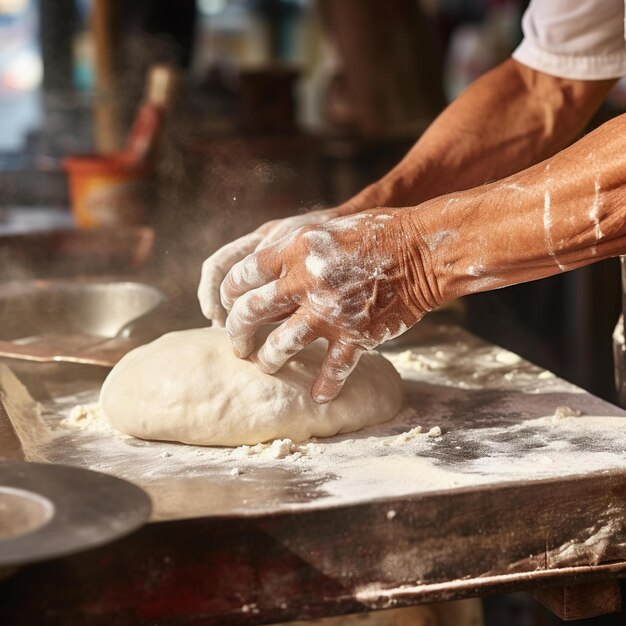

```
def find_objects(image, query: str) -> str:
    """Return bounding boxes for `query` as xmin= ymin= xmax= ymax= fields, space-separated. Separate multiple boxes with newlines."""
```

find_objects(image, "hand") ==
xmin=198 ymin=207 xmax=342 ymax=326
xmin=220 ymin=210 xmax=439 ymax=402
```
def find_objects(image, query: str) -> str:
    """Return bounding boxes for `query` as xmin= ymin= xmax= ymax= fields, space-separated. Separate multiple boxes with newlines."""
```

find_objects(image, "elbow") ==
xmin=511 ymin=58 xmax=617 ymax=144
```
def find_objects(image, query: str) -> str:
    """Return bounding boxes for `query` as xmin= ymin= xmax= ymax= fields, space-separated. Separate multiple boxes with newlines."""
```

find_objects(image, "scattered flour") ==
xmin=493 ymin=350 xmax=522 ymax=366
xmin=395 ymin=351 xmax=446 ymax=371
xmin=387 ymin=338 xmax=577 ymax=394
xmin=553 ymin=406 xmax=583 ymax=419
xmin=235 ymin=438 xmax=301 ymax=460
xmin=5 ymin=324 xmax=625 ymax=524
xmin=386 ymin=426 xmax=422 ymax=443
xmin=538 ymin=370 xmax=556 ymax=380
xmin=61 ymin=403 xmax=120 ymax=435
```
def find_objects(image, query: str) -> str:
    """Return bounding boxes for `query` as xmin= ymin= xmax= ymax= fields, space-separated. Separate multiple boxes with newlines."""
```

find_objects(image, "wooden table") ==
xmin=1 ymin=318 xmax=625 ymax=624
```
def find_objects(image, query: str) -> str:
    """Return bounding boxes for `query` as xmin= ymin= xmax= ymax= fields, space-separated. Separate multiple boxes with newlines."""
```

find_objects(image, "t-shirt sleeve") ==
xmin=512 ymin=0 xmax=626 ymax=79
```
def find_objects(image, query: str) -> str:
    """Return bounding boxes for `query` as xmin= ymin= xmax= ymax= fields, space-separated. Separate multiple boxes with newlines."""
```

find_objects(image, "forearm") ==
xmin=412 ymin=114 xmax=626 ymax=305
xmin=339 ymin=59 xmax=614 ymax=214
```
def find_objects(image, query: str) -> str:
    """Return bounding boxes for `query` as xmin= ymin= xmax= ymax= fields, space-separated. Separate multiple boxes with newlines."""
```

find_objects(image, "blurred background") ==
xmin=2 ymin=2 xmax=626 ymax=624
xmin=1 ymin=0 xmax=625 ymax=403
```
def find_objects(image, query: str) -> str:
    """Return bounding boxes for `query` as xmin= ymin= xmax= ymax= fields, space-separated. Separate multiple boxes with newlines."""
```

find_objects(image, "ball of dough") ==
xmin=100 ymin=328 xmax=403 ymax=446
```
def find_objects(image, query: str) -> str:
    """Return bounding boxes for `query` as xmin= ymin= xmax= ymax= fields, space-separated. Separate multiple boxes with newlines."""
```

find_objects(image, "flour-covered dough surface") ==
xmin=100 ymin=328 xmax=403 ymax=446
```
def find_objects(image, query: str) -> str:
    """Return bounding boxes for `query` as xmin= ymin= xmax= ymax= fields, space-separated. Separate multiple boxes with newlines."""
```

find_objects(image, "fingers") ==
xmin=255 ymin=209 xmax=337 ymax=251
xmin=255 ymin=221 xmax=292 ymax=250
xmin=198 ymin=233 xmax=263 ymax=326
xmin=311 ymin=341 xmax=363 ymax=404
xmin=226 ymin=280 xmax=298 ymax=358
xmin=221 ymin=246 xmax=283 ymax=312
xmin=255 ymin=313 xmax=318 ymax=373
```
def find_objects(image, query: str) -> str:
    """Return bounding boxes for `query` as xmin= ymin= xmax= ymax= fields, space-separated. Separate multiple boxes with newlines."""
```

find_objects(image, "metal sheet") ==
xmin=0 ymin=461 xmax=151 ymax=568
xmin=1 ymin=319 xmax=625 ymax=534
xmin=0 ymin=280 xmax=165 ymax=365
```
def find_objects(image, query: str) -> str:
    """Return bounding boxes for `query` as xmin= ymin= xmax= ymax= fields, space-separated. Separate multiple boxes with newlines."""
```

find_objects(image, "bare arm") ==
xmin=221 ymin=113 xmax=626 ymax=402
xmin=341 ymin=59 xmax=616 ymax=212
xmin=418 ymin=113 xmax=626 ymax=303
xmin=200 ymin=59 xmax=615 ymax=326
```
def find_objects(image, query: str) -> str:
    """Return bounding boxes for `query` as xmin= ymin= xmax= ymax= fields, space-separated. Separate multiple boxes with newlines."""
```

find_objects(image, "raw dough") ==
xmin=100 ymin=328 xmax=403 ymax=446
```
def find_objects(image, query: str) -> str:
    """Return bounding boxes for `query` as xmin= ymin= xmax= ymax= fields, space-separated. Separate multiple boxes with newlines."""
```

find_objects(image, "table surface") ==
xmin=1 ymin=318 xmax=626 ymax=625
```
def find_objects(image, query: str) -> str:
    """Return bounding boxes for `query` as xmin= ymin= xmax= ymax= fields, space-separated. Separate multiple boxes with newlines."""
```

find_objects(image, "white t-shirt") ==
xmin=512 ymin=0 xmax=626 ymax=79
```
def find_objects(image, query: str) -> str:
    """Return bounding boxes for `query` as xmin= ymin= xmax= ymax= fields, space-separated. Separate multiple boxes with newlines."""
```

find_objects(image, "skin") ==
xmin=345 ymin=59 xmax=615 ymax=209
xmin=200 ymin=60 xmax=613 ymax=323
xmin=205 ymin=59 xmax=623 ymax=402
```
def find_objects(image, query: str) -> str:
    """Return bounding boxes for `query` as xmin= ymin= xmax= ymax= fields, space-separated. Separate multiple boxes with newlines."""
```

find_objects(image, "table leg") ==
xmin=531 ymin=579 xmax=623 ymax=621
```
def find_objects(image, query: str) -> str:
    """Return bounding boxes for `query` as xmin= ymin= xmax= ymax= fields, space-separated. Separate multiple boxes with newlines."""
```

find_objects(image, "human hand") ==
xmin=198 ymin=207 xmax=342 ymax=326
xmin=221 ymin=210 xmax=439 ymax=402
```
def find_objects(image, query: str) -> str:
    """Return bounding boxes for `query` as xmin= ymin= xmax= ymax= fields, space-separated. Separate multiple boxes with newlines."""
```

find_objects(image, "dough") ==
xmin=100 ymin=328 xmax=403 ymax=446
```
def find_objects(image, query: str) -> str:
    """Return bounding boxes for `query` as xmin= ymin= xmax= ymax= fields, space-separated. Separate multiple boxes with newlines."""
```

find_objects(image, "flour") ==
xmin=224 ymin=212 xmax=416 ymax=355
xmin=219 ymin=211 xmax=422 ymax=403
xmin=385 ymin=425 xmax=423 ymax=443
xmin=5 ymin=321 xmax=626 ymax=523
xmin=388 ymin=336 xmax=576 ymax=394
xmin=553 ymin=405 xmax=582 ymax=419
xmin=428 ymin=229 xmax=458 ymax=250
xmin=426 ymin=426 xmax=442 ymax=438
xmin=493 ymin=350 xmax=522 ymax=366
xmin=543 ymin=187 xmax=567 ymax=271
xmin=466 ymin=264 xmax=484 ymax=277
xmin=255 ymin=209 xmax=340 ymax=251
xmin=21 ymin=381 xmax=626 ymax=520
xmin=61 ymin=403 xmax=120 ymax=434
xmin=538 ymin=370 xmax=556 ymax=380
xmin=235 ymin=438 xmax=301 ymax=460
xmin=614 ymin=315 xmax=624 ymax=345
xmin=256 ymin=318 xmax=316 ymax=375
xmin=394 ymin=351 xmax=446 ymax=371
xmin=590 ymin=178 xmax=604 ymax=241
xmin=552 ymin=514 xmax=624 ymax=566
xmin=198 ymin=231 xmax=265 ymax=325
xmin=305 ymin=254 xmax=326 ymax=278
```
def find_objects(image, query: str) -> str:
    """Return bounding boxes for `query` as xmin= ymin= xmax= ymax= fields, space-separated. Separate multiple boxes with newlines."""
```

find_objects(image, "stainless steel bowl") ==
xmin=0 ymin=461 xmax=151 ymax=570
xmin=0 ymin=280 xmax=165 ymax=366
xmin=0 ymin=280 xmax=164 ymax=340
xmin=0 ymin=487 xmax=54 ymax=541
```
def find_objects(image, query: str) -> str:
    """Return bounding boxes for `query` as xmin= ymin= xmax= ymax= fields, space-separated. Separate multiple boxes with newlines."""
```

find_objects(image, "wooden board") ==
xmin=532 ymin=580 xmax=623 ymax=621
xmin=0 ymin=475 xmax=626 ymax=625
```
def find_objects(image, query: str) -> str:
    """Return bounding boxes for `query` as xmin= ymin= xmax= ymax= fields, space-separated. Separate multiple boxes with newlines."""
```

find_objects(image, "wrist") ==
xmin=414 ymin=187 xmax=528 ymax=303
xmin=388 ymin=206 xmax=447 ymax=316
xmin=404 ymin=194 xmax=481 ymax=305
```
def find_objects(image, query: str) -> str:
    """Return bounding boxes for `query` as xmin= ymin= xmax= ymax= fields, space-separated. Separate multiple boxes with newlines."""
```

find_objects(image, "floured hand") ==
xmin=221 ymin=210 xmax=439 ymax=403
xmin=198 ymin=207 xmax=341 ymax=326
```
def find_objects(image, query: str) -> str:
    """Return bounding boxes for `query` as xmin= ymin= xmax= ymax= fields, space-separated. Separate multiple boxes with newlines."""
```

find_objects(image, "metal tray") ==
xmin=0 ymin=280 xmax=165 ymax=366
xmin=0 ymin=461 xmax=151 ymax=570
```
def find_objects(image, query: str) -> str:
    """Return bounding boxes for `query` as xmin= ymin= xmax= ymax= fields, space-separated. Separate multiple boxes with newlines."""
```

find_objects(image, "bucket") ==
xmin=63 ymin=155 xmax=150 ymax=228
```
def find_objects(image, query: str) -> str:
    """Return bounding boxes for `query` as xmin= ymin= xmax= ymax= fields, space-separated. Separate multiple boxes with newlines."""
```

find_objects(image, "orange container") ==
xmin=64 ymin=156 xmax=150 ymax=228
